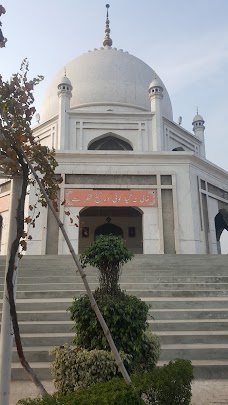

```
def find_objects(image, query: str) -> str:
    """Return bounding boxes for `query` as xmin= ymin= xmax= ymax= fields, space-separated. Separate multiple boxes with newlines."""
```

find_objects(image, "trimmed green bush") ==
xmin=80 ymin=234 xmax=133 ymax=296
xmin=134 ymin=359 xmax=194 ymax=405
xmin=50 ymin=335 xmax=160 ymax=394
xmin=18 ymin=377 xmax=144 ymax=405
xmin=70 ymin=377 xmax=144 ymax=405
xmin=68 ymin=292 xmax=159 ymax=369
xmin=49 ymin=345 xmax=131 ymax=394
xmin=140 ymin=331 xmax=161 ymax=371
xmin=19 ymin=360 xmax=193 ymax=405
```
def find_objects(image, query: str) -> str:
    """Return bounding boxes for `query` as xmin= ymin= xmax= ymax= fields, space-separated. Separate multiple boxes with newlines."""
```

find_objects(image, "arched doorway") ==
xmin=215 ymin=209 xmax=228 ymax=254
xmin=94 ymin=223 xmax=123 ymax=240
xmin=79 ymin=206 xmax=143 ymax=254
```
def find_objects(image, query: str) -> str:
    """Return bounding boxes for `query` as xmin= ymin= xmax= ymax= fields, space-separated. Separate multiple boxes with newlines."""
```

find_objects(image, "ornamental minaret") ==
xmin=103 ymin=4 xmax=113 ymax=47
xmin=148 ymin=74 xmax=164 ymax=151
xmin=57 ymin=72 xmax=73 ymax=150
xmin=192 ymin=109 xmax=206 ymax=158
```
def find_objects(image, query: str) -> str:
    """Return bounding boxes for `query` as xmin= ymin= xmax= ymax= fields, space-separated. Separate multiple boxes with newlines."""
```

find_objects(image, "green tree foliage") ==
xmin=69 ymin=292 xmax=160 ymax=370
xmin=80 ymin=235 xmax=133 ymax=296
xmin=69 ymin=294 xmax=147 ymax=362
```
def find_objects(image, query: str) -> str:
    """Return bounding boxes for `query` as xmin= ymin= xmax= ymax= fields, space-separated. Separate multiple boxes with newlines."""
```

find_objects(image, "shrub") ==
xmin=72 ymin=377 xmax=144 ymax=405
xmin=18 ymin=377 xmax=144 ymax=405
xmin=19 ymin=361 xmax=193 ymax=405
xmin=134 ymin=359 xmax=194 ymax=405
xmin=68 ymin=292 xmax=156 ymax=369
xmin=49 ymin=345 xmax=131 ymax=394
xmin=139 ymin=331 xmax=161 ymax=371
xmin=80 ymin=234 xmax=133 ymax=296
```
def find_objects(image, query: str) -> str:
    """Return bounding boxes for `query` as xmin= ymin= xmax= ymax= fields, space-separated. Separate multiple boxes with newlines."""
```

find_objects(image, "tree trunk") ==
xmin=6 ymin=159 xmax=49 ymax=397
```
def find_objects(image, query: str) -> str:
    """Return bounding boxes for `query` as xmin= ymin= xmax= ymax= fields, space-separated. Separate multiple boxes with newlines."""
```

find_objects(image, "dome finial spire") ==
xmin=103 ymin=4 xmax=113 ymax=47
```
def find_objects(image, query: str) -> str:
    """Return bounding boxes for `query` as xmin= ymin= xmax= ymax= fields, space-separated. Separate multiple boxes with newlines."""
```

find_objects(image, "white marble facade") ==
xmin=1 ymin=44 xmax=228 ymax=255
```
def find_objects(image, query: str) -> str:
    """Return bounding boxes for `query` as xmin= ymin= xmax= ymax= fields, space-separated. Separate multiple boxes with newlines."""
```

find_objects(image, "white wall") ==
xmin=207 ymin=197 xmax=219 ymax=254
xmin=0 ymin=210 xmax=9 ymax=255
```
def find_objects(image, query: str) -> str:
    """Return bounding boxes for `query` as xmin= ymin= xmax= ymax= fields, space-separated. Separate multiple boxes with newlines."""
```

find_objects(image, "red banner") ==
xmin=65 ymin=189 xmax=157 ymax=207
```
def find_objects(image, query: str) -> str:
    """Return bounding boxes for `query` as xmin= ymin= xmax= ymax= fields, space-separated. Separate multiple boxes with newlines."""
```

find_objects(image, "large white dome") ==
xmin=41 ymin=47 xmax=173 ymax=122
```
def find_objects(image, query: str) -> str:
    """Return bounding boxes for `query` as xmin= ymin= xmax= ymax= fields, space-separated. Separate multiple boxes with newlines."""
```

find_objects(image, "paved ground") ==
xmin=191 ymin=380 xmax=228 ymax=405
xmin=8 ymin=380 xmax=228 ymax=404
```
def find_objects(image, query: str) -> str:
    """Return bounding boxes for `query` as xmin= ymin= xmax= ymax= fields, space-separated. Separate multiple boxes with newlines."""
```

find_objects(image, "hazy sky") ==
xmin=1 ymin=0 xmax=228 ymax=172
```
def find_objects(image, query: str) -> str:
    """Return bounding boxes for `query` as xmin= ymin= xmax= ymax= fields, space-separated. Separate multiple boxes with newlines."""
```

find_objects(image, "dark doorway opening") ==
xmin=215 ymin=209 xmax=228 ymax=254
xmin=94 ymin=223 xmax=123 ymax=240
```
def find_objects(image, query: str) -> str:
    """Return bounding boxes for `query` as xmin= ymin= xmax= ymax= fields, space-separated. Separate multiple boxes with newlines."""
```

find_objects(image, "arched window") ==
xmin=88 ymin=133 xmax=133 ymax=151
xmin=172 ymin=147 xmax=185 ymax=151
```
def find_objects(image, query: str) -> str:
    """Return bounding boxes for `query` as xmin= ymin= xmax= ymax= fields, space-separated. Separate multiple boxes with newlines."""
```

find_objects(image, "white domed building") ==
xmin=1 ymin=5 xmax=228 ymax=255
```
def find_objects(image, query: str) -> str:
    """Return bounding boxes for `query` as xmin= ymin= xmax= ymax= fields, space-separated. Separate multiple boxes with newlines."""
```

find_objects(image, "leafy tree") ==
xmin=0 ymin=60 xmax=60 ymax=396
xmin=0 ymin=5 xmax=7 ymax=48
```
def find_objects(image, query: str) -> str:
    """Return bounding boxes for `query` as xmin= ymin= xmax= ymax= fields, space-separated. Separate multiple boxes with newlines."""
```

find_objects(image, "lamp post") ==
xmin=0 ymin=175 xmax=23 ymax=405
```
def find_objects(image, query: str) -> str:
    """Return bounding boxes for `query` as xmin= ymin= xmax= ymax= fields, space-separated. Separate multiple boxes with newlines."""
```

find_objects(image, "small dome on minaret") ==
xmin=192 ymin=108 xmax=205 ymax=130
xmin=57 ymin=71 xmax=73 ymax=97
xmin=148 ymin=74 xmax=164 ymax=100
xmin=103 ymin=4 xmax=113 ymax=47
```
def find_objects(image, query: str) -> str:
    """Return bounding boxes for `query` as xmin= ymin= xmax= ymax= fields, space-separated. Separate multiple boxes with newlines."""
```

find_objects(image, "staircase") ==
xmin=0 ymin=254 xmax=228 ymax=380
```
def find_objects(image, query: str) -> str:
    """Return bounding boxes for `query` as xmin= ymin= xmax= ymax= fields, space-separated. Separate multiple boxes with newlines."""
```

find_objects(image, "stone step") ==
xmin=150 ymin=309 xmax=228 ymax=320
xmin=9 ymin=321 xmax=228 ymax=346
xmin=10 ymin=360 xmax=228 ymax=380
xmin=1 ymin=253 xmax=225 ymax=261
xmin=160 ymin=344 xmax=228 ymax=361
xmin=0 ymin=299 xmax=74 ymax=312
xmin=150 ymin=320 xmax=228 ymax=331
xmin=3 ymin=308 xmax=228 ymax=322
xmin=12 ymin=347 xmax=54 ymax=363
xmin=2 ymin=319 xmax=228 ymax=333
xmin=2 ymin=282 xmax=228 ymax=292
xmin=13 ymin=333 xmax=74 ymax=347
xmin=146 ymin=299 xmax=228 ymax=310
xmin=11 ymin=362 xmax=51 ymax=381
xmin=2 ymin=297 xmax=228 ymax=311
xmin=2 ymin=321 xmax=73 ymax=334
xmin=3 ymin=275 xmax=228 ymax=284
xmin=1 ymin=311 xmax=71 ymax=322
xmin=158 ymin=331 xmax=228 ymax=345
xmin=1 ymin=264 xmax=228 ymax=273
xmin=2 ymin=289 xmax=228 ymax=299
xmin=11 ymin=344 xmax=228 ymax=363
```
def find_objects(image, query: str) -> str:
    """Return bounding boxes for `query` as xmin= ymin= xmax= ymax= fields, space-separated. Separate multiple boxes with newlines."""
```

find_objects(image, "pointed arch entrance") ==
xmin=79 ymin=206 xmax=143 ymax=253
